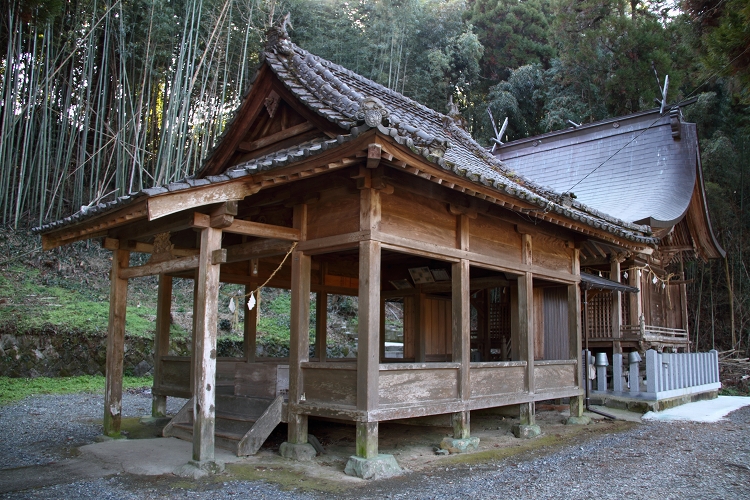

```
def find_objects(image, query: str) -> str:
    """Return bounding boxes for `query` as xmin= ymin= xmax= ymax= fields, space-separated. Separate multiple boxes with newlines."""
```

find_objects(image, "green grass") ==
xmin=0 ymin=266 xmax=177 ymax=338
xmin=0 ymin=375 xmax=153 ymax=405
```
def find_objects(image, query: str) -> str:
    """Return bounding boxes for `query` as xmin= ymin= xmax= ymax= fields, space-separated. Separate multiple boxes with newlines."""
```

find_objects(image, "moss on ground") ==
xmin=0 ymin=375 xmax=153 ymax=405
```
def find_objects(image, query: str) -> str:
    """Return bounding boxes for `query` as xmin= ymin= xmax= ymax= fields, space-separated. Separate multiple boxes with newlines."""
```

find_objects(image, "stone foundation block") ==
xmin=175 ymin=460 xmax=225 ymax=479
xmin=439 ymin=437 xmax=480 ymax=454
xmin=565 ymin=416 xmax=591 ymax=426
xmin=279 ymin=442 xmax=317 ymax=461
xmin=511 ymin=424 xmax=541 ymax=439
xmin=344 ymin=454 xmax=402 ymax=480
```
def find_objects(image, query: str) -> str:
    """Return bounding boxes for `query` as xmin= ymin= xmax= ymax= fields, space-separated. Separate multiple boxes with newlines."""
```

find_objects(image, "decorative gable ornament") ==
xmin=357 ymin=96 xmax=389 ymax=128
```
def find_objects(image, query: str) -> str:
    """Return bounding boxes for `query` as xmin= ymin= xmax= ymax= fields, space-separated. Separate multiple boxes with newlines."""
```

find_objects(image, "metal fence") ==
xmin=587 ymin=349 xmax=720 ymax=401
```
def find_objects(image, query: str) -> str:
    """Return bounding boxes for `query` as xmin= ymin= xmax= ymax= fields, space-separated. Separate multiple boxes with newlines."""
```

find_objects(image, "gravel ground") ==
xmin=1 ymin=391 xmax=749 ymax=499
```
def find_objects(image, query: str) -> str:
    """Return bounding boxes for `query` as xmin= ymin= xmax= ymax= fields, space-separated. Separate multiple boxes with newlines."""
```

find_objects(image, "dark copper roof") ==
xmin=494 ymin=107 xmax=698 ymax=227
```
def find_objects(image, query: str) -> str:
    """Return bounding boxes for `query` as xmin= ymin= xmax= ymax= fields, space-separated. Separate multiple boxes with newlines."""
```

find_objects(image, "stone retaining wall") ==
xmin=0 ymin=330 xmax=197 ymax=378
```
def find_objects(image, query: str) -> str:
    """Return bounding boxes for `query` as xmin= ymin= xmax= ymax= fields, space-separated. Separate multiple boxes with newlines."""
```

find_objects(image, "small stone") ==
xmin=434 ymin=448 xmax=450 ymax=456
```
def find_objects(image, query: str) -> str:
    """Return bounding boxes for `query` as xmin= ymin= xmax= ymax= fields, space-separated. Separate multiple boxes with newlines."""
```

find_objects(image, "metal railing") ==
xmin=586 ymin=349 xmax=720 ymax=400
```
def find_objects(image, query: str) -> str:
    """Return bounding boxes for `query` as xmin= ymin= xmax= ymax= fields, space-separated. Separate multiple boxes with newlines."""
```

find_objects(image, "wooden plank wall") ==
xmin=305 ymin=187 xmax=360 ymax=240
xmin=421 ymin=296 xmax=452 ymax=359
xmin=533 ymin=234 xmax=573 ymax=275
xmin=378 ymin=366 xmax=459 ymax=405
xmin=302 ymin=364 xmax=357 ymax=406
xmin=534 ymin=361 xmax=577 ymax=392
xmin=469 ymin=364 xmax=526 ymax=398
xmin=468 ymin=214 xmax=522 ymax=265
xmin=380 ymin=189 xmax=456 ymax=247
xmin=543 ymin=287 xmax=570 ymax=360
xmin=235 ymin=362 xmax=279 ymax=398
xmin=533 ymin=288 xmax=545 ymax=360
xmin=403 ymin=296 xmax=415 ymax=359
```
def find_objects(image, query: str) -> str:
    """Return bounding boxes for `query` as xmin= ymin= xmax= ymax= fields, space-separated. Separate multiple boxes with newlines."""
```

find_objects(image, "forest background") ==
xmin=1 ymin=0 xmax=748 ymax=355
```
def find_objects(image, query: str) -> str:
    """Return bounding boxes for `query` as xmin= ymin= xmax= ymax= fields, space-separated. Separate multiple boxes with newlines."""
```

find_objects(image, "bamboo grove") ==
xmin=1 ymin=0 xmax=749 ymax=354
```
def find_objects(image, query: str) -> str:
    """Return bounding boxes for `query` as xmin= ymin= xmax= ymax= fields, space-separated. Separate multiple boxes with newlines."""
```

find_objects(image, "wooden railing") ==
xmin=621 ymin=324 xmax=688 ymax=344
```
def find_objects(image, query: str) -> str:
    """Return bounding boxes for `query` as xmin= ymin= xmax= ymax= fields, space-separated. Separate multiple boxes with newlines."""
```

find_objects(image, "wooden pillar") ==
xmin=611 ymin=256 xmax=624 ymax=354
xmin=519 ymin=233 xmax=535 ymax=425
xmin=244 ymin=286 xmax=257 ymax=362
xmin=315 ymin=291 xmax=327 ymax=362
xmin=518 ymin=272 xmax=535 ymax=425
xmin=357 ymin=239 xmax=381 ymax=458
xmin=628 ymin=262 xmax=643 ymax=327
xmin=152 ymin=274 xmax=172 ymax=417
xmin=452 ymin=258 xmax=470 ymax=438
xmin=288 ymin=204 xmax=311 ymax=445
xmin=568 ymin=282 xmax=583 ymax=417
xmin=192 ymin=226 xmax=222 ymax=462
xmin=104 ymin=249 xmax=129 ymax=436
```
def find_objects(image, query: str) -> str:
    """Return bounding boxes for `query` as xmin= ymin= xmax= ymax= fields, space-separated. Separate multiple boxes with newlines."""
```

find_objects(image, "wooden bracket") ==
xmin=352 ymin=166 xmax=372 ymax=190
xmin=192 ymin=212 xmax=211 ymax=228
xmin=449 ymin=203 xmax=478 ymax=219
xmin=102 ymin=237 xmax=120 ymax=250
xmin=366 ymin=143 xmax=382 ymax=169
xmin=212 ymin=248 xmax=228 ymax=265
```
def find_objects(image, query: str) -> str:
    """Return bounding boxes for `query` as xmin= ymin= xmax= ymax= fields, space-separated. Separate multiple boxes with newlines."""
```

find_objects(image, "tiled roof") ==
xmin=33 ymin=32 xmax=658 ymax=246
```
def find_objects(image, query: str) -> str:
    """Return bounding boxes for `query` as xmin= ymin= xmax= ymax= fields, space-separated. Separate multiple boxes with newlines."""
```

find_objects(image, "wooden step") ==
xmin=164 ymin=394 xmax=283 ymax=456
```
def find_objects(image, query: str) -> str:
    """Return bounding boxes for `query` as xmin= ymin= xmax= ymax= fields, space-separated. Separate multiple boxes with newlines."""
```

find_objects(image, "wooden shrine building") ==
xmin=494 ymin=105 xmax=725 ymax=354
xmin=34 ymin=25 xmax=661 ymax=475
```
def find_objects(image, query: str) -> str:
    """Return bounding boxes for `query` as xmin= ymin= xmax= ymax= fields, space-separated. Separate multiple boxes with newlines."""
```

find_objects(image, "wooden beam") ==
xmin=238 ymin=121 xmax=316 ymax=153
xmin=41 ymin=201 xmax=148 ymax=251
xmin=102 ymin=237 xmax=197 ymax=257
xmin=147 ymin=182 xmax=260 ymax=220
xmin=192 ymin=227 xmax=222 ymax=462
xmin=212 ymin=238 xmax=293 ymax=265
xmin=222 ymin=218 xmax=301 ymax=241
xmin=200 ymin=65 xmax=274 ymax=176
xmin=120 ymin=254 xmax=200 ymax=279
xmin=104 ymin=249 xmax=129 ymax=436
xmin=152 ymin=274 xmax=172 ymax=417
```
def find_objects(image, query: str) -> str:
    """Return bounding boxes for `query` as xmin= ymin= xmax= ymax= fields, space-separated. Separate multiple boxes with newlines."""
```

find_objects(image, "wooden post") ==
xmin=192 ymin=226 xmax=222 ymax=462
xmin=357 ymin=239 xmax=381 ymax=458
xmin=315 ymin=291 xmax=327 ymax=361
xmin=152 ymin=274 xmax=172 ymax=417
xmin=244 ymin=285 xmax=257 ymax=362
xmin=518 ymin=272 xmax=535 ymax=425
xmin=104 ymin=249 xmax=129 ymax=436
xmin=288 ymin=204 xmax=311 ymax=445
xmin=628 ymin=262 xmax=643 ymax=328
xmin=519 ymin=233 xmax=535 ymax=426
xmin=611 ymin=256 xmax=623 ymax=354
xmin=568 ymin=281 xmax=583 ymax=417
xmin=452 ymin=258 xmax=470 ymax=438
